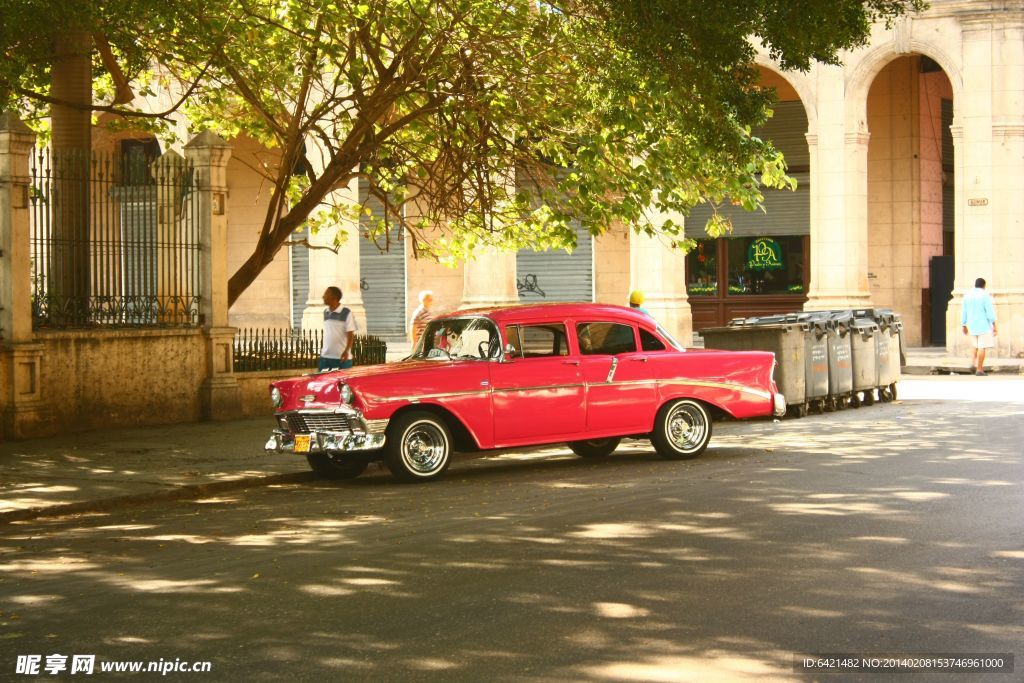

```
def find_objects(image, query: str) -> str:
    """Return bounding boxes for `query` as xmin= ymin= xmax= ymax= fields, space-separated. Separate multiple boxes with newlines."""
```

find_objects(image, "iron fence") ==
xmin=234 ymin=328 xmax=388 ymax=372
xmin=29 ymin=148 xmax=202 ymax=328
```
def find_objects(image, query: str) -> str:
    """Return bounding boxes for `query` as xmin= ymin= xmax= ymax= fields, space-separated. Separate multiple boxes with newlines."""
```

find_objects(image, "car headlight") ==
xmin=339 ymin=383 xmax=354 ymax=405
xmin=270 ymin=386 xmax=283 ymax=408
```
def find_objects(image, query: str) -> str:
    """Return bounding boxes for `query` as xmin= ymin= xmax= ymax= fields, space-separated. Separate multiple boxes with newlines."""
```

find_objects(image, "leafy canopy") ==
xmin=1 ymin=0 xmax=923 ymax=303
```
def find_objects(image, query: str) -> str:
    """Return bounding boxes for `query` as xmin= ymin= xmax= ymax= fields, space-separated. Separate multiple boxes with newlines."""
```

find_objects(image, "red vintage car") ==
xmin=266 ymin=303 xmax=785 ymax=482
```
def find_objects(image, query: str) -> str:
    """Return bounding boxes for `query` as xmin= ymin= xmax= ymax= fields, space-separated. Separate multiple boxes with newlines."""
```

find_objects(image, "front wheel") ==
xmin=651 ymin=399 xmax=712 ymax=460
xmin=384 ymin=411 xmax=453 ymax=483
xmin=568 ymin=438 xmax=621 ymax=459
xmin=306 ymin=453 xmax=368 ymax=480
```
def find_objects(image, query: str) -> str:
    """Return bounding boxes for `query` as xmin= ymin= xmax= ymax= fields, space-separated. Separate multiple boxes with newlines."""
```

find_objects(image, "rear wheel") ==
xmin=306 ymin=453 xmax=368 ymax=480
xmin=651 ymin=399 xmax=712 ymax=460
xmin=568 ymin=438 xmax=620 ymax=459
xmin=384 ymin=411 xmax=453 ymax=483
xmin=889 ymin=382 xmax=898 ymax=401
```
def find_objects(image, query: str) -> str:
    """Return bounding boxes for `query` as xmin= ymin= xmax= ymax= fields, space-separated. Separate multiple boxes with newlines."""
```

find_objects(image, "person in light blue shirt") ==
xmin=961 ymin=277 xmax=997 ymax=375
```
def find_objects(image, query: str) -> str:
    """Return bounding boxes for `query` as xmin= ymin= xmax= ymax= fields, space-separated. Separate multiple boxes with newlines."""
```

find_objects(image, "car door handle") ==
xmin=562 ymin=360 xmax=580 ymax=366
xmin=631 ymin=357 xmax=648 ymax=363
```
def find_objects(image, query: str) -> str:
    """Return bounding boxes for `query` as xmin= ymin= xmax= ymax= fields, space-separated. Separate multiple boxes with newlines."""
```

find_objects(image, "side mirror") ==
xmin=504 ymin=343 xmax=517 ymax=358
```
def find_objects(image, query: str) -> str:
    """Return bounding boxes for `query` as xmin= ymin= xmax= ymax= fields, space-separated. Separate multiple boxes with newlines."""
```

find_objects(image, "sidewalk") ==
xmin=0 ymin=417 xmax=311 ymax=524
xmin=901 ymin=346 xmax=1024 ymax=375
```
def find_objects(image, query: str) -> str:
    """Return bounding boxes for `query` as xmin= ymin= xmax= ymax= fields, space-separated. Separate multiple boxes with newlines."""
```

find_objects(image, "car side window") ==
xmin=640 ymin=328 xmax=666 ymax=351
xmin=507 ymin=324 xmax=569 ymax=358
xmin=576 ymin=322 xmax=637 ymax=355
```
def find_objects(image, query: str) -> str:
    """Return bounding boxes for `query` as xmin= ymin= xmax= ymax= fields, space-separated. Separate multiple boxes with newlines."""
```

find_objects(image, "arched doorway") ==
xmin=686 ymin=67 xmax=812 ymax=329
xmin=865 ymin=55 xmax=954 ymax=346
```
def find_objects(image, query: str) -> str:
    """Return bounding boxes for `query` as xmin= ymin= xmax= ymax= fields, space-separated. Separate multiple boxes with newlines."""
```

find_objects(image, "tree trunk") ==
xmin=49 ymin=27 xmax=92 ymax=325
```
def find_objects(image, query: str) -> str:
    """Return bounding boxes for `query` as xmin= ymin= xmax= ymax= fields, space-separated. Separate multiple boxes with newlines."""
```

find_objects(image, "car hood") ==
xmin=271 ymin=359 xmax=479 ymax=412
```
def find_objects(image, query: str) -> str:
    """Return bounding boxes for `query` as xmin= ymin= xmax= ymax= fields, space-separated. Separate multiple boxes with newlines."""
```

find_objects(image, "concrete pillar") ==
xmin=805 ymin=65 xmax=873 ymax=311
xmin=301 ymin=177 xmax=366 ymax=331
xmin=0 ymin=113 xmax=47 ymax=438
xmin=990 ymin=23 xmax=1024 ymax=358
xmin=946 ymin=22 xmax=996 ymax=357
xmin=629 ymin=230 xmax=692 ymax=345
xmin=460 ymin=246 xmax=519 ymax=309
xmin=184 ymin=131 xmax=241 ymax=420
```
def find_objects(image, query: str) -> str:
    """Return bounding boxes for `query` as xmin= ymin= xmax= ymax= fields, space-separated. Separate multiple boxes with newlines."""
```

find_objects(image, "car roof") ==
xmin=437 ymin=302 xmax=655 ymax=326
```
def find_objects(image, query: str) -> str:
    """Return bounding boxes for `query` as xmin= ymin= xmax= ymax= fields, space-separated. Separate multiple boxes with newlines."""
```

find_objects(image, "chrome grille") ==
xmin=286 ymin=412 xmax=356 ymax=434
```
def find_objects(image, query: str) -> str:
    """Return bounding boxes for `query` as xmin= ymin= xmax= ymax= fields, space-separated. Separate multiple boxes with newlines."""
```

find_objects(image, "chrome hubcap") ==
xmin=666 ymin=403 xmax=707 ymax=452
xmin=401 ymin=422 xmax=448 ymax=474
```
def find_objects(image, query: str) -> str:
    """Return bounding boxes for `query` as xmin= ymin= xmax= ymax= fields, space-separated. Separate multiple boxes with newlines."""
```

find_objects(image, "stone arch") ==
xmin=845 ymin=35 xmax=964 ymax=134
xmin=752 ymin=53 xmax=818 ymax=133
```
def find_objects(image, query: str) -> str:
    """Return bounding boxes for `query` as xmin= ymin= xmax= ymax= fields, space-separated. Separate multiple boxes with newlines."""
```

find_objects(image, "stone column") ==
xmin=184 ymin=131 xmax=241 ymax=420
xmin=302 ymin=175 xmax=366 ymax=331
xmin=460 ymin=246 xmax=519 ymax=309
xmin=0 ymin=113 xmax=47 ymax=438
xmin=990 ymin=23 xmax=1024 ymax=359
xmin=629 ymin=230 xmax=692 ymax=345
xmin=805 ymin=66 xmax=873 ymax=311
xmin=946 ymin=21 xmax=996 ymax=357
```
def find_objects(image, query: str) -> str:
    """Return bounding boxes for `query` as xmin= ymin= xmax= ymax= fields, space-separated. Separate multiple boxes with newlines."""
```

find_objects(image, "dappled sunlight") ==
xmin=991 ymin=550 xmax=1024 ymax=559
xmin=0 ymin=380 xmax=1019 ymax=678
xmin=581 ymin=651 xmax=798 ymax=682
xmin=103 ymin=577 xmax=244 ymax=594
xmin=571 ymin=523 xmax=655 ymax=540
xmin=594 ymin=602 xmax=650 ymax=619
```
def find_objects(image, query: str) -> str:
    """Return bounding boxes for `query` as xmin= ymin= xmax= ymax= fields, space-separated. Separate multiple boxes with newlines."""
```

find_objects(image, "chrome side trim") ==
xmin=586 ymin=379 xmax=658 ymax=388
xmin=657 ymin=379 xmax=772 ymax=400
xmin=383 ymin=388 xmax=489 ymax=402
xmin=492 ymin=383 xmax=583 ymax=393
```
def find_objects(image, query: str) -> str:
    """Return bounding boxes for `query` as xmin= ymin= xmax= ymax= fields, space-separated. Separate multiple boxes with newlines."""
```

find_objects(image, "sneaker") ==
xmin=975 ymin=370 xmax=987 ymax=376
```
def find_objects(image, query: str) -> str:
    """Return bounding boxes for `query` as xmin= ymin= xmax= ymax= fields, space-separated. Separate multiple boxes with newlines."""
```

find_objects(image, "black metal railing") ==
xmin=29 ymin=148 xmax=201 ymax=328
xmin=234 ymin=328 xmax=388 ymax=372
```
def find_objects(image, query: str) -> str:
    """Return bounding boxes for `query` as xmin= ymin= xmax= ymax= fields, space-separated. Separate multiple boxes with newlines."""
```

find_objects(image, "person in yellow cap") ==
xmin=629 ymin=290 xmax=651 ymax=316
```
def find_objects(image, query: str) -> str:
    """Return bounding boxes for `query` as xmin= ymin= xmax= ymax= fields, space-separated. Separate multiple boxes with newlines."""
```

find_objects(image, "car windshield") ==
xmin=411 ymin=317 xmax=501 ymax=361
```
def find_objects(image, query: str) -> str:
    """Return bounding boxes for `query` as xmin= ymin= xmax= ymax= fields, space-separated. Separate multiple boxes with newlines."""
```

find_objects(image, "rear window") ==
xmin=640 ymin=328 xmax=666 ymax=351
xmin=576 ymin=322 xmax=637 ymax=355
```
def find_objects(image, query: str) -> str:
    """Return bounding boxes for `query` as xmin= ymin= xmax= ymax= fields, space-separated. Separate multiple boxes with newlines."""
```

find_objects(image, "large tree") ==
xmin=1 ymin=0 xmax=924 ymax=306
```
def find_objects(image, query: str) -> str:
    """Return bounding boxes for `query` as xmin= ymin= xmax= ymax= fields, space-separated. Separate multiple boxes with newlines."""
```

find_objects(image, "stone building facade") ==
xmin=228 ymin=1 xmax=1022 ymax=359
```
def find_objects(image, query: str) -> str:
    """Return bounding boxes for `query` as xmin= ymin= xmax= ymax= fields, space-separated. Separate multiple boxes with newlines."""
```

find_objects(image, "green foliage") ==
xmin=0 ymin=0 xmax=923 ymax=302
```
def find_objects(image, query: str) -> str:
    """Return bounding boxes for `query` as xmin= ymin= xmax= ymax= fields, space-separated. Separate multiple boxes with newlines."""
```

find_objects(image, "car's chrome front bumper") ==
xmin=772 ymin=392 xmax=788 ymax=417
xmin=265 ymin=409 xmax=388 ymax=454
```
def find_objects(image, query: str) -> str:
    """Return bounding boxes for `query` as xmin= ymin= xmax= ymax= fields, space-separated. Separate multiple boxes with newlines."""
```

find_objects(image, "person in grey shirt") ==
xmin=409 ymin=290 xmax=434 ymax=346
xmin=961 ymin=277 xmax=997 ymax=376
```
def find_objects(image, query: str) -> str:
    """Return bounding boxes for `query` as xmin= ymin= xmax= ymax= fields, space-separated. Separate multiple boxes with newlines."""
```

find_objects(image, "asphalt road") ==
xmin=1 ymin=376 xmax=1022 ymax=682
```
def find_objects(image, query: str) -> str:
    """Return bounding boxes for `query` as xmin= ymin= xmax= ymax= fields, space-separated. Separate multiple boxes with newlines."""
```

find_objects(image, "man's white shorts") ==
xmin=970 ymin=332 xmax=995 ymax=349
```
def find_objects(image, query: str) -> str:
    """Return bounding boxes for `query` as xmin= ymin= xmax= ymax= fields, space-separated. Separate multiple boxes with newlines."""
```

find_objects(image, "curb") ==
xmin=901 ymin=365 xmax=1024 ymax=376
xmin=0 ymin=470 xmax=317 ymax=525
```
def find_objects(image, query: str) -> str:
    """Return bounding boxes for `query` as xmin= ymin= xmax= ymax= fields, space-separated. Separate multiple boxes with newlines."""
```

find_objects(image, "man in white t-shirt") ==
xmin=319 ymin=286 xmax=361 ymax=372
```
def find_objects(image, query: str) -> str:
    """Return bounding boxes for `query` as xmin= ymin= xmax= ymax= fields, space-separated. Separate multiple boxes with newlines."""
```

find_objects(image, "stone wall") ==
xmin=236 ymin=369 xmax=300 ymax=418
xmin=34 ymin=329 xmax=207 ymax=432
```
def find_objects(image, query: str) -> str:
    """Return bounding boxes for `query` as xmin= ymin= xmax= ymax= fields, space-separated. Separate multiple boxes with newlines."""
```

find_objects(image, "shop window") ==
xmin=686 ymin=239 xmax=717 ymax=296
xmin=726 ymin=236 xmax=805 ymax=295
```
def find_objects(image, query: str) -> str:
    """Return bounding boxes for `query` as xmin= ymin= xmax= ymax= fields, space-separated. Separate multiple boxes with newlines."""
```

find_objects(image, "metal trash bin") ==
xmin=701 ymin=321 xmax=806 ymax=417
xmin=849 ymin=317 xmax=880 ymax=407
xmin=852 ymin=307 xmax=903 ymax=401
xmin=802 ymin=311 xmax=855 ymax=410
xmin=795 ymin=314 xmax=832 ymax=413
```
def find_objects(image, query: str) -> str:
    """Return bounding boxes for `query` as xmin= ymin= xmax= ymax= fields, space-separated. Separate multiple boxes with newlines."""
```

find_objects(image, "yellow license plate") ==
xmin=294 ymin=434 xmax=311 ymax=453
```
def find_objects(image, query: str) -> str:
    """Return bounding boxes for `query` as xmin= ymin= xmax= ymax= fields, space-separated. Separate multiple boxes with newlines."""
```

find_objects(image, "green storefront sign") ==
xmin=746 ymin=237 xmax=784 ymax=271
